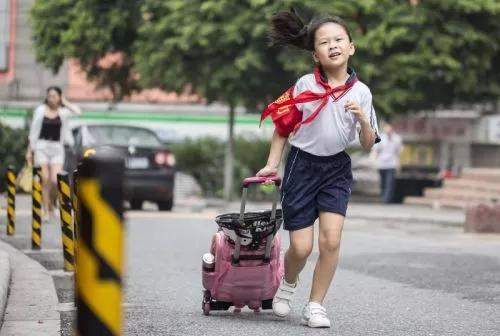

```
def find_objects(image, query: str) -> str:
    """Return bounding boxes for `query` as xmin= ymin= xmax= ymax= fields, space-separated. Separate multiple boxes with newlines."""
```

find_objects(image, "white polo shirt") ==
xmin=289 ymin=73 xmax=379 ymax=156
xmin=375 ymin=132 xmax=403 ymax=169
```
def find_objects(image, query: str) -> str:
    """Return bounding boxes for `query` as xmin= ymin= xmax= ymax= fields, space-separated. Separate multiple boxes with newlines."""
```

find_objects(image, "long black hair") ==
xmin=44 ymin=86 xmax=63 ymax=106
xmin=268 ymin=9 xmax=352 ymax=51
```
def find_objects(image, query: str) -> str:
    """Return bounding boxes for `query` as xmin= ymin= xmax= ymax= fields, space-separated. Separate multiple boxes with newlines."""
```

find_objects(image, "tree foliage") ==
xmin=30 ymin=0 xmax=500 ymax=199
xmin=133 ymin=0 xmax=300 ymax=110
xmin=348 ymin=0 xmax=500 ymax=115
xmin=268 ymin=0 xmax=500 ymax=116
xmin=30 ymin=0 xmax=500 ymax=114
xmin=0 ymin=124 xmax=28 ymax=192
xmin=170 ymin=136 xmax=271 ymax=198
xmin=30 ymin=0 xmax=142 ymax=101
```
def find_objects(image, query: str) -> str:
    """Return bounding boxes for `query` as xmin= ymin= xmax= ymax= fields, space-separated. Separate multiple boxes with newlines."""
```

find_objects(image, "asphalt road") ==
xmin=123 ymin=210 xmax=500 ymax=336
xmin=1 ymin=205 xmax=499 ymax=335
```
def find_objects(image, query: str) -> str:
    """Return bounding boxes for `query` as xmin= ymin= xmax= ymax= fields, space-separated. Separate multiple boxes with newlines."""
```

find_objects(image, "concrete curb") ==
xmin=0 ymin=248 xmax=11 ymax=331
xmin=0 ymin=240 xmax=60 ymax=336
xmin=345 ymin=204 xmax=465 ymax=227
xmin=345 ymin=211 xmax=464 ymax=227
xmin=346 ymin=214 xmax=463 ymax=227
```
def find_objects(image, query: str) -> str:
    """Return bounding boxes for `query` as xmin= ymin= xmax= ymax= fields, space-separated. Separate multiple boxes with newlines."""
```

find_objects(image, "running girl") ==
xmin=257 ymin=10 xmax=380 ymax=328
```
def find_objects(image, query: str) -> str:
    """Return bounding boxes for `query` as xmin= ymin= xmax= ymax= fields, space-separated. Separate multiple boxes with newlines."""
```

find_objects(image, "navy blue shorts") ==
xmin=281 ymin=146 xmax=353 ymax=231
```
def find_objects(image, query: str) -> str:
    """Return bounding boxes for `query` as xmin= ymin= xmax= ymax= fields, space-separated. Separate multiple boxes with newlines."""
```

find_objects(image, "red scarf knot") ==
xmin=260 ymin=66 xmax=358 ymax=137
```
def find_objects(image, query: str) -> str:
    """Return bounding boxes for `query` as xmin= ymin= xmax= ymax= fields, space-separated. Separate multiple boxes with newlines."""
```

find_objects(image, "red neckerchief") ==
xmin=260 ymin=66 xmax=358 ymax=134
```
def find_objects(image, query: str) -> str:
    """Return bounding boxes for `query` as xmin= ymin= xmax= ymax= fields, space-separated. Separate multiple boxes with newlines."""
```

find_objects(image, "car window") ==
xmin=83 ymin=126 xmax=162 ymax=147
xmin=153 ymin=128 xmax=180 ymax=144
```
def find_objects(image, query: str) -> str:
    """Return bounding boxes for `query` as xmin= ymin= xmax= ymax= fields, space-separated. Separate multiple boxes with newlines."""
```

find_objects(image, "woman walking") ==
xmin=26 ymin=86 xmax=81 ymax=222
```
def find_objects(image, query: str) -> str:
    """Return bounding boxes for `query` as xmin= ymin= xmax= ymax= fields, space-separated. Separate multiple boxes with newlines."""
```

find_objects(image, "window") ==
xmin=83 ymin=125 xmax=162 ymax=147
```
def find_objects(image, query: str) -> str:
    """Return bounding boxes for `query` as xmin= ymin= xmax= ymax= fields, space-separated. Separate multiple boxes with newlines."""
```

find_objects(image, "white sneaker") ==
xmin=301 ymin=302 xmax=331 ymax=328
xmin=272 ymin=277 xmax=298 ymax=317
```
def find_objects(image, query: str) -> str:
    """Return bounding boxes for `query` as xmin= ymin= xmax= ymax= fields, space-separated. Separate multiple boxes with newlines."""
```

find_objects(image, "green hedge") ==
xmin=0 ymin=123 xmax=29 ymax=192
xmin=171 ymin=136 xmax=276 ymax=200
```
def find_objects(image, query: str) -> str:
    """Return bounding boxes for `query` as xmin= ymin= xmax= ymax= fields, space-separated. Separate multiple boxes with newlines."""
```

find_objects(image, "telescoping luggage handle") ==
xmin=242 ymin=176 xmax=281 ymax=187
xmin=232 ymin=175 xmax=282 ymax=264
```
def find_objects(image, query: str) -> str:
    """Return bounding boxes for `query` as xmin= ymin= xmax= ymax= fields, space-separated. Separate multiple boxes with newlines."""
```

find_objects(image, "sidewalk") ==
xmin=346 ymin=202 xmax=465 ymax=226
xmin=0 ymin=196 xmax=60 ymax=335
xmin=0 ymin=247 xmax=9 ymax=331
xmin=0 ymin=240 xmax=60 ymax=336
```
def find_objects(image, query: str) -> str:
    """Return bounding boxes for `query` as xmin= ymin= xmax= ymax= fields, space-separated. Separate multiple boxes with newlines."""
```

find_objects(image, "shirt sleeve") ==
xmin=292 ymin=76 xmax=308 ymax=112
xmin=359 ymin=89 xmax=381 ymax=144
xmin=28 ymin=105 xmax=44 ymax=148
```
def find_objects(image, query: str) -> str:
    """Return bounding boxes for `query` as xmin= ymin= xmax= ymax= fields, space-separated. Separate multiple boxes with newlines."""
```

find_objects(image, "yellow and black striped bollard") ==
xmin=76 ymin=154 xmax=124 ymax=336
xmin=72 ymin=168 xmax=80 ymax=243
xmin=6 ymin=166 xmax=16 ymax=236
xmin=57 ymin=172 xmax=75 ymax=272
xmin=32 ymin=167 xmax=42 ymax=250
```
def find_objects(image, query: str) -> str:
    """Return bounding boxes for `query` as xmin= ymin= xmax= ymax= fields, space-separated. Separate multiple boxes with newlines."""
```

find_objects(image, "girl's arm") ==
xmin=62 ymin=97 xmax=82 ymax=115
xmin=345 ymin=100 xmax=376 ymax=151
xmin=256 ymin=130 xmax=287 ymax=177
xmin=358 ymin=118 xmax=376 ymax=150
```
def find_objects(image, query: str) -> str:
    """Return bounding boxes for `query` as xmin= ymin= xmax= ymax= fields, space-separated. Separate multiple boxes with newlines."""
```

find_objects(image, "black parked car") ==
xmin=65 ymin=124 xmax=176 ymax=211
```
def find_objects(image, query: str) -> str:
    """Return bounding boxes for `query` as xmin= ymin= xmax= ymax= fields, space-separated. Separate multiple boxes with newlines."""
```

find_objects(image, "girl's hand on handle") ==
xmin=257 ymin=165 xmax=278 ymax=177
xmin=256 ymin=165 xmax=278 ymax=185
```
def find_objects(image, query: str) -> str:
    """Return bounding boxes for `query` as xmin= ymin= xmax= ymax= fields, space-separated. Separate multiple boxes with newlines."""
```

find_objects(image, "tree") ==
xmin=274 ymin=0 xmax=500 ymax=116
xmin=349 ymin=0 xmax=500 ymax=115
xmin=30 ymin=0 xmax=142 ymax=101
xmin=30 ymin=0 xmax=500 ymax=198
xmin=31 ymin=0 xmax=500 ymax=115
xmin=133 ymin=0 xmax=303 ymax=200
xmin=0 ymin=124 xmax=28 ymax=192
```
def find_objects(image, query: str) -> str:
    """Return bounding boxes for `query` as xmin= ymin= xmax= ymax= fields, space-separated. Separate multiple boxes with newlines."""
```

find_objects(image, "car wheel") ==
xmin=157 ymin=199 xmax=173 ymax=211
xmin=130 ymin=199 xmax=143 ymax=210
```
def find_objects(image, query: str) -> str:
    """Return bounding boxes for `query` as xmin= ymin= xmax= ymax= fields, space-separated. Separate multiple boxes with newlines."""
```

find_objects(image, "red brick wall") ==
xmin=0 ymin=0 xmax=16 ymax=84
xmin=66 ymin=56 xmax=203 ymax=103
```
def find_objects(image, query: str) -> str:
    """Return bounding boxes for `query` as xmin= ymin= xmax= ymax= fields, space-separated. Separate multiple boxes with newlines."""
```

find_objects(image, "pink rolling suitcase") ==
xmin=201 ymin=176 xmax=284 ymax=315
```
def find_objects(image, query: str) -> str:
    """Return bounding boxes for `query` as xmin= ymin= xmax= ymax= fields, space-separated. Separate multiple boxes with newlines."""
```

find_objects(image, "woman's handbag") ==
xmin=15 ymin=163 xmax=32 ymax=193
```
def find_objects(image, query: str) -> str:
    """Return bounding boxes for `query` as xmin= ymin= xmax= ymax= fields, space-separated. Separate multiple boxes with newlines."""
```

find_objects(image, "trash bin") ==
xmin=392 ymin=165 xmax=442 ymax=203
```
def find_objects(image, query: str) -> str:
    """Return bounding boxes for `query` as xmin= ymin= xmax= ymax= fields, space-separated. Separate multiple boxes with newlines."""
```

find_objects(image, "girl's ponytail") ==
xmin=268 ymin=9 xmax=310 ymax=50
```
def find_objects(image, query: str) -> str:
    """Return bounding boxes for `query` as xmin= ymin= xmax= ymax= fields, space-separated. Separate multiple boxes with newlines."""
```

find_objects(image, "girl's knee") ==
xmin=319 ymin=234 xmax=341 ymax=254
xmin=289 ymin=241 xmax=313 ymax=260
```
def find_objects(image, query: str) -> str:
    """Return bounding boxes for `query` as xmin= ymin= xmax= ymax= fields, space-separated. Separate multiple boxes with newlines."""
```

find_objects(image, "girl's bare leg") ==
xmin=284 ymin=225 xmax=314 ymax=284
xmin=309 ymin=212 xmax=344 ymax=303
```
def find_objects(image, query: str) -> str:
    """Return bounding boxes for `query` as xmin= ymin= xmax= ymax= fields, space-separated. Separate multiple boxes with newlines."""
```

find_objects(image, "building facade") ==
xmin=394 ymin=110 xmax=500 ymax=170
xmin=0 ymin=0 xmax=200 ymax=104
